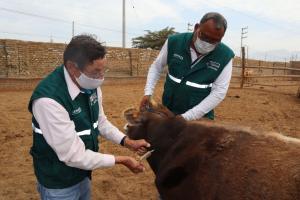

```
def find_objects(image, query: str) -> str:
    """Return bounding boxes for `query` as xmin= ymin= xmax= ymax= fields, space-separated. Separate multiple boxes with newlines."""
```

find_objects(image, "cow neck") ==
xmin=145 ymin=117 xmax=187 ymax=174
xmin=147 ymin=117 xmax=186 ymax=147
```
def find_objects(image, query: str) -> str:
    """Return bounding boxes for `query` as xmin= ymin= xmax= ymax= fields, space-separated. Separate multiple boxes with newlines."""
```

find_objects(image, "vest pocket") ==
xmin=32 ymin=151 xmax=74 ymax=183
xmin=32 ymin=149 xmax=88 ymax=188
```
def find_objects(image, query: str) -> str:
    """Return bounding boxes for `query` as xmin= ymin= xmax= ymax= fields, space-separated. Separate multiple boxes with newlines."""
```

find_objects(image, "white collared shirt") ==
xmin=144 ymin=39 xmax=233 ymax=120
xmin=32 ymin=67 xmax=126 ymax=170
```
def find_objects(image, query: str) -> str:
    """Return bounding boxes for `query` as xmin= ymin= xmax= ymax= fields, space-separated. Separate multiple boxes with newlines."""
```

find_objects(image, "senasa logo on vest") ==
xmin=173 ymin=53 xmax=183 ymax=60
xmin=206 ymin=61 xmax=220 ymax=71
xmin=72 ymin=107 xmax=82 ymax=115
xmin=89 ymin=93 xmax=98 ymax=106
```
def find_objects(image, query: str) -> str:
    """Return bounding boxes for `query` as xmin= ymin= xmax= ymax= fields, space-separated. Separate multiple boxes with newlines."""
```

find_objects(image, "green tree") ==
xmin=132 ymin=27 xmax=177 ymax=50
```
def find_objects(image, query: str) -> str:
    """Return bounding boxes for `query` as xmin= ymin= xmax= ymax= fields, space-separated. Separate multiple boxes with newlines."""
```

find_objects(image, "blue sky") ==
xmin=0 ymin=0 xmax=299 ymax=61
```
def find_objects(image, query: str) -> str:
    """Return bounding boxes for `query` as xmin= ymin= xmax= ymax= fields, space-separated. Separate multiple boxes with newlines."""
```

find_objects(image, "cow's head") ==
xmin=123 ymin=99 xmax=175 ymax=141
xmin=123 ymin=99 xmax=187 ymax=173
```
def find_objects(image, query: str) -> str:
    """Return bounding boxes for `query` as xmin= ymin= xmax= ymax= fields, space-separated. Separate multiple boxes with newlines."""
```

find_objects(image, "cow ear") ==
xmin=123 ymin=108 xmax=141 ymax=125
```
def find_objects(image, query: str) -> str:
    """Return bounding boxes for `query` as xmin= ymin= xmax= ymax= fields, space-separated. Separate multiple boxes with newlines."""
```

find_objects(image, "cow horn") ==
xmin=123 ymin=107 xmax=138 ymax=117
xmin=123 ymin=107 xmax=140 ymax=125
xmin=149 ymin=98 xmax=158 ymax=109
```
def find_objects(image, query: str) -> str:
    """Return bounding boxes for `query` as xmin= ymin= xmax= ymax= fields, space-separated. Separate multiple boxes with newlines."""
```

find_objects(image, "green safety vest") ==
xmin=28 ymin=65 xmax=100 ymax=189
xmin=162 ymin=33 xmax=235 ymax=119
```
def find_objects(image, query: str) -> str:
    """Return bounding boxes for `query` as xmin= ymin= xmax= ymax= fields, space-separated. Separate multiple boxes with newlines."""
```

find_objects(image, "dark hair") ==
xmin=63 ymin=34 xmax=106 ymax=69
xmin=200 ymin=12 xmax=227 ymax=32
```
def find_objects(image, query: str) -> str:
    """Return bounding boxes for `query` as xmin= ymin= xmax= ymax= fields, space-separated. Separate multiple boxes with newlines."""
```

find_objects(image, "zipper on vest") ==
xmin=89 ymin=92 xmax=99 ymax=151
xmin=190 ymin=55 xmax=205 ymax=69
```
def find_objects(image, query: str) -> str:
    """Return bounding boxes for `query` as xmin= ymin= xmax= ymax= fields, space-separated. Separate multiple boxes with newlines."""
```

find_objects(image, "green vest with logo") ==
xmin=162 ymin=33 xmax=234 ymax=119
xmin=28 ymin=65 xmax=100 ymax=189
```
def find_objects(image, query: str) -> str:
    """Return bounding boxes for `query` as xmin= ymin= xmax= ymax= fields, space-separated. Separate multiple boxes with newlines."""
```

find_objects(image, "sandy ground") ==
xmin=0 ymin=79 xmax=299 ymax=200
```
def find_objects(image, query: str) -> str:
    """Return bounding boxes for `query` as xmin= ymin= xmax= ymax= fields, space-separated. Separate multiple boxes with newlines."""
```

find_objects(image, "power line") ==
xmin=0 ymin=30 xmax=125 ymax=45
xmin=129 ymin=0 xmax=142 ymax=26
xmin=0 ymin=30 xmax=68 ymax=40
xmin=0 ymin=7 xmax=70 ymax=24
xmin=75 ymin=22 xmax=138 ymax=35
xmin=203 ymin=1 xmax=300 ymax=35
xmin=0 ymin=6 xmax=142 ymax=36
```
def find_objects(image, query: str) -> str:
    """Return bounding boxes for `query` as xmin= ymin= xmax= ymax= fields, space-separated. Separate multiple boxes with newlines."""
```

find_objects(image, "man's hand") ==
xmin=124 ymin=137 xmax=151 ymax=156
xmin=139 ymin=95 xmax=151 ymax=111
xmin=115 ymin=156 xmax=145 ymax=173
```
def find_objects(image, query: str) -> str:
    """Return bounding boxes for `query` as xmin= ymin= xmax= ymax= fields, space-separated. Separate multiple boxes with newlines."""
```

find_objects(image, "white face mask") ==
xmin=75 ymin=72 xmax=104 ymax=90
xmin=194 ymin=37 xmax=217 ymax=54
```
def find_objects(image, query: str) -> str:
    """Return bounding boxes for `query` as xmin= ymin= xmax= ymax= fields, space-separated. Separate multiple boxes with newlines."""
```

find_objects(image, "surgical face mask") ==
xmin=75 ymin=72 xmax=104 ymax=90
xmin=194 ymin=37 xmax=217 ymax=54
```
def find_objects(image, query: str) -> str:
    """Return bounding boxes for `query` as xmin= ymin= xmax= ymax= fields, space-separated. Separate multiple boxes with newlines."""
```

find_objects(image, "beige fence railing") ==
xmin=232 ymin=47 xmax=300 ymax=93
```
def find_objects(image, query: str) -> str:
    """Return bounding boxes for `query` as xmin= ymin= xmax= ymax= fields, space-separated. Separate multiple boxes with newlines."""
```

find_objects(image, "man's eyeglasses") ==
xmin=82 ymin=69 xmax=105 ymax=79
xmin=198 ymin=31 xmax=220 ymax=45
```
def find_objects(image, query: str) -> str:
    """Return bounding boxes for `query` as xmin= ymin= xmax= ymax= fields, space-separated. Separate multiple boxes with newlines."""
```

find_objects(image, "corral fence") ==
xmin=0 ymin=76 xmax=151 ymax=91
xmin=0 ymin=39 xmax=299 ymax=95
xmin=231 ymin=47 xmax=300 ymax=96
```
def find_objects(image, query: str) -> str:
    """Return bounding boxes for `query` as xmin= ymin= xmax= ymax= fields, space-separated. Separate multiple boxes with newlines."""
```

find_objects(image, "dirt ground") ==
xmin=0 ymin=79 xmax=299 ymax=200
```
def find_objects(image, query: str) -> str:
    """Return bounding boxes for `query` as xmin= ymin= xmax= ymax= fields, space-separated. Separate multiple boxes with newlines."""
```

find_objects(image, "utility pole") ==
xmin=240 ymin=26 xmax=248 ymax=58
xmin=247 ymin=45 xmax=249 ymax=61
xmin=240 ymin=47 xmax=246 ymax=89
xmin=284 ymin=57 xmax=287 ymax=75
xmin=245 ymin=45 xmax=249 ymax=66
xmin=187 ymin=23 xmax=193 ymax=32
xmin=122 ymin=0 xmax=126 ymax=48
xmin=72 ymin=21 xmax=75 ymax=37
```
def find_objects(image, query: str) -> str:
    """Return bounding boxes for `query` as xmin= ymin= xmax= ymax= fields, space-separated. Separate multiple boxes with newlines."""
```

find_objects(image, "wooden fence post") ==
xmin=3 ymin=42 xmax=9 ymax=77
xmin=128 ymin=50 xmax=133 ymax=76
xmin=240 ymin=47 xmax=246 ymax=88
xmin=137 ymin=49 xmax=141 ymax=76
xmin=284 ymin=61 xmax=287 ymax=75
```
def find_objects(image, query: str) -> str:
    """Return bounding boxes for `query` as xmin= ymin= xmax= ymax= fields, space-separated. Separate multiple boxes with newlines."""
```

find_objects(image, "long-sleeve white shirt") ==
xmin=32 ymin=67 xmax=126 ymax=170
xmin=144 ymin=40 xmax=232 ymax=120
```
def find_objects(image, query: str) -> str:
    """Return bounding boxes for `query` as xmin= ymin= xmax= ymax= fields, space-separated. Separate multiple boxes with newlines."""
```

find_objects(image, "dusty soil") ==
xmin=0 ymin=79 xmax=299 ymax=200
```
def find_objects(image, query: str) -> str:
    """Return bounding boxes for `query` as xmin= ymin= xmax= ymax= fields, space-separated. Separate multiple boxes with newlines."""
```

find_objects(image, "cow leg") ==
xmin=155 ymin=153 xmax=201 ymax=200
xmin=157 ymin=166 xmax=187 ymax=188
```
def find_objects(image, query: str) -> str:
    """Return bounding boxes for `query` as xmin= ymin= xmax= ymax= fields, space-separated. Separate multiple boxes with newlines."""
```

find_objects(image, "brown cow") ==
xmin=243 ymin=69 xmax=253 ymax=83
xmin=124 ymin=103 xmax=300 ymax=200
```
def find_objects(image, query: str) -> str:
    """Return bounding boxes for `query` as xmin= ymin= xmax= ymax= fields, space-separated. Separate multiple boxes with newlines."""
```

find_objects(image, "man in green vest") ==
xmin=28 ymin=35 xmax=150 ymax=199
xmin=140 ymin=12 xmax=235 ymax=120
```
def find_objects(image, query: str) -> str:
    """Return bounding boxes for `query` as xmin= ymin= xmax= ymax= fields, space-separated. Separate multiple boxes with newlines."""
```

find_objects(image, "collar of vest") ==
xmin=185 ymin=32 xmax=194 ymax=54
xmin=80 ymin=88 xmax=95 ymax=95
